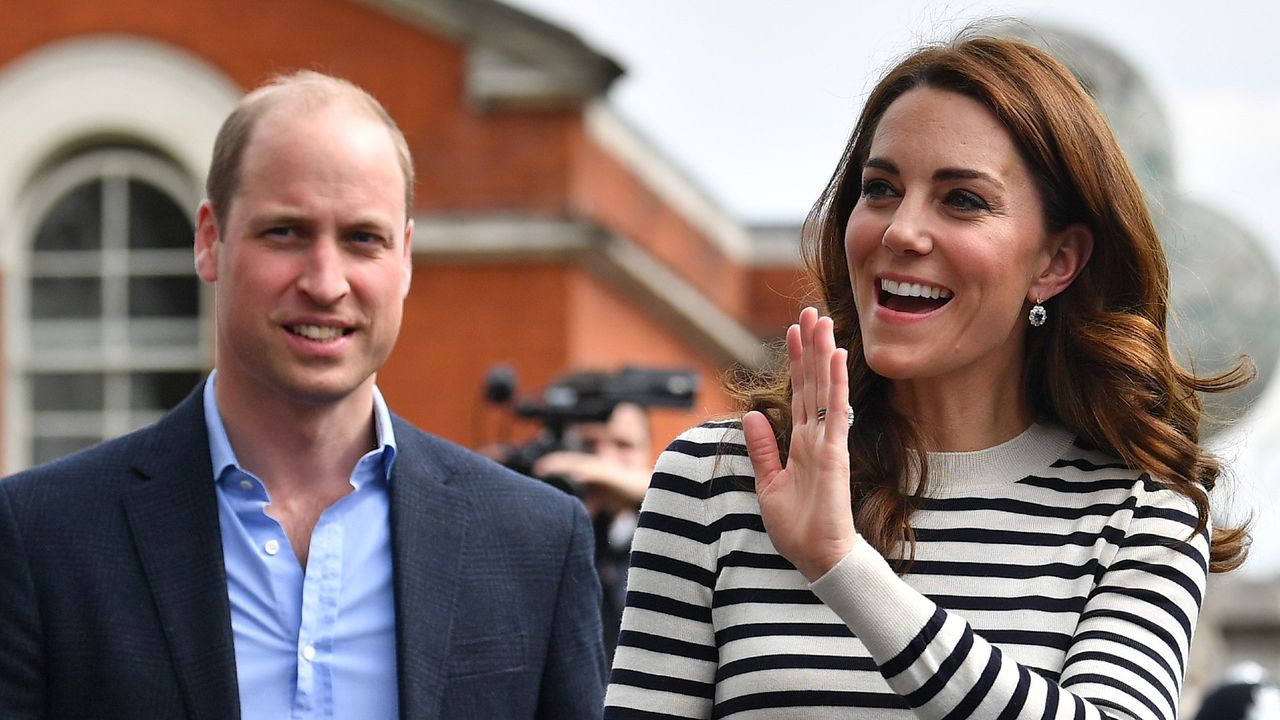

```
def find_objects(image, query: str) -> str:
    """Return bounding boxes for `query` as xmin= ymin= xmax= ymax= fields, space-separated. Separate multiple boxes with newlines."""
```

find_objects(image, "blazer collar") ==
xmin=388 ymin=416 xmax=471 ymax=720
xmin=123 ymin=381 xmax=241 ymax=720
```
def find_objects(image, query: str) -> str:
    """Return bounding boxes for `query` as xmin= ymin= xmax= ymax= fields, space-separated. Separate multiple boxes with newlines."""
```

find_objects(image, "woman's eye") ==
xmin=860 ymin=179 xmax=896 ymax=198
xmin=946 ymin=189 xmax=989 ymax=212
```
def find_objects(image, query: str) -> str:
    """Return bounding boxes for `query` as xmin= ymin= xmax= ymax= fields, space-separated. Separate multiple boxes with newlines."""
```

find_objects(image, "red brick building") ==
xmin=0 ymin=0 xmax=807 ymax=469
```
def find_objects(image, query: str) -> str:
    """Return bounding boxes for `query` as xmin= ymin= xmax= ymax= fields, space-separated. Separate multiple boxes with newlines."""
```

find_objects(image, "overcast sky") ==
xmin=507 ymin=0 xmax=1278 ymax=259
xmin=505 ymin=0 xmax=1280 ymax=573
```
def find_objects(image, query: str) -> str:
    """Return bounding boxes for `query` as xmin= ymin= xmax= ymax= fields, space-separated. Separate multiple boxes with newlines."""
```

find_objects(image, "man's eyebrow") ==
xmin=250 ymin=209 xmax=309 ymax=226
xmin=347 ymin=217 xmax=396 ymax=231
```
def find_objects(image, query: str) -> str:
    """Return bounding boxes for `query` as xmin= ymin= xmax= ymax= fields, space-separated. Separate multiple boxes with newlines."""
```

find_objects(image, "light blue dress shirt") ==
xmin=203 ymin=371 xmax=399 ymax=720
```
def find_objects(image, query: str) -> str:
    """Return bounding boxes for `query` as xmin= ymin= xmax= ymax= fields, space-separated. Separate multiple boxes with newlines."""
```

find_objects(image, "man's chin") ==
xmin=266 ymin=368 xmax=376 ymax=409
xmin=289 ymin=380 xmax=372 ymax=407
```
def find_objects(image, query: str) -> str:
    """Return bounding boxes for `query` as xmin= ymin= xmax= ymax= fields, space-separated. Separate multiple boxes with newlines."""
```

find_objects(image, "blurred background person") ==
xmin=481 ymin=365 xmax=693 ymax=659
xmin=535 ymin=401 xmax=653 ymax=660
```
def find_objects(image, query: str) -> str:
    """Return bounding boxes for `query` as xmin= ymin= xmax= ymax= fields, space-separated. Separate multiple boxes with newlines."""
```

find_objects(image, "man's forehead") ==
xmin=233 ymin=104 xmax=406 ymax=204
xmin=249 ymin=99 xmax=387 ymax=149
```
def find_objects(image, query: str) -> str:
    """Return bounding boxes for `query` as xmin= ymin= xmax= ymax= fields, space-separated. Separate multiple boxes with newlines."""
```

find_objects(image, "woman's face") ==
xmin=845 ymin=87 xmax=1055 ymax=393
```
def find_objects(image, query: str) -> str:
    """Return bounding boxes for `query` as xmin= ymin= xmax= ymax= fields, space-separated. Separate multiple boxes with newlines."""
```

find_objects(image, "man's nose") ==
xmin=296 ymin=238 xmax=350 ymax=304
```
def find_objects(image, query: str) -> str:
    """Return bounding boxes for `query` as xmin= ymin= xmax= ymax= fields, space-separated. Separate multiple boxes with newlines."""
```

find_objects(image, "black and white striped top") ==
xmin=604 ymin=420 xmax=1209 ymax=720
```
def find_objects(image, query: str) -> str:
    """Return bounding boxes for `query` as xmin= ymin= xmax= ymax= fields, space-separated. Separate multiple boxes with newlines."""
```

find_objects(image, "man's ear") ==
xmin=1029 ymin=223 xmax=1094 ymax=302
xmin=400 ymin=218 xmax=414 ymax=298
xmin=194 ymin=200 xmax=221 ymax=283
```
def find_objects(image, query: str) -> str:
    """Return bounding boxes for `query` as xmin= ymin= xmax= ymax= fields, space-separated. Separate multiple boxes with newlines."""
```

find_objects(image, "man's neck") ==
xmin=214 ymin=373 xmax=379 ymax=501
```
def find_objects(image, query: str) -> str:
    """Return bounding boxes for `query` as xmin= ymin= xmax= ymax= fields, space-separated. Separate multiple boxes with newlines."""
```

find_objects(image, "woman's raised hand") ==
xmin=742 ymin=307 xmax=856 ymax=582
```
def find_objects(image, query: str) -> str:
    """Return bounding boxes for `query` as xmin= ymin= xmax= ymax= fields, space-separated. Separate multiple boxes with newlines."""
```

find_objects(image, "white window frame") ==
xmin=0 ymin=36 xmax=239 ymax=471
xmin=16 ymin=148 xmax=208 ymax=468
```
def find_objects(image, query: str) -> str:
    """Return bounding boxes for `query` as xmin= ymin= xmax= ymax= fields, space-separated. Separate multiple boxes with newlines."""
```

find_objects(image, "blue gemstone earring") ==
xmin=1028 ymin=297 xmax=1047 ymax=327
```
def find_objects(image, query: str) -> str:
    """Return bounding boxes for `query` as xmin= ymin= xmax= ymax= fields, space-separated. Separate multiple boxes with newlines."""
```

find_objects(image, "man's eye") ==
xmin=265 ymin=226 xmax=295 ymax=237
xmin=946 ymin=190 xmax=989 ymax=212
xmin=351 ymin=232 xmax=384 ymax=245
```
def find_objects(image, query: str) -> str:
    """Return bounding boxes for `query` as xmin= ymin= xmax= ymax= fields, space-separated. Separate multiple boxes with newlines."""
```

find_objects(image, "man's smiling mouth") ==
xmin=287 ymin=324 xmax=352 ymax=341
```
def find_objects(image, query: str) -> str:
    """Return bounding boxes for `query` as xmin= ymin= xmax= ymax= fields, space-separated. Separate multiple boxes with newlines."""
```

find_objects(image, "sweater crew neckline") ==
xmin=918 ymin=422 xmax=1075 ymax=495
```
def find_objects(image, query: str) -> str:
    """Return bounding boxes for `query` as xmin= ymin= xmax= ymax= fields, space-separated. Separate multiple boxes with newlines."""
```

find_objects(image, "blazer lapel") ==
xmin=389 ymin=419 xmax=471 ymax=720
xmin=123 ymin=386 xmax=240 ymax=720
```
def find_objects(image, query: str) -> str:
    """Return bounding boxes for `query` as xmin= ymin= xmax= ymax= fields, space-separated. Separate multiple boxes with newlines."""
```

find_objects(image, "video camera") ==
xmin=483 ymin=364 xmax=698 ymax=493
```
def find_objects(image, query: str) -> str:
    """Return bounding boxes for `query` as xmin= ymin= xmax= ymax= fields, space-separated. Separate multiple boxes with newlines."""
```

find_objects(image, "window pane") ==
xmin=125 ymin=319 xmax=201 ymax=348
xmin=31 ymin=277 xmax=101 ymax=318
xmin=129 ymin=276 xmax=199 ymax=317
xmin=34 ymin=182 xmax=102 ymax=251
xmin=30 ymin=319 xmax=104 ymax=352
xmin=128 ymin=180 xmax=193 ymax=249
xmin=32 ymin=373 xmax=104 ymax=411
xmin=130 ymin=371 xmax=202 ymax=410
xmin=32 ymin=436 xmax=100 ymax=465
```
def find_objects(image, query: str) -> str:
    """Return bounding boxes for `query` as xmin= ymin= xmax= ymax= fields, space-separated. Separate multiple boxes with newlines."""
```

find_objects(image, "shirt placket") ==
xmin=293 ymin=507 xmax=345 ymax=720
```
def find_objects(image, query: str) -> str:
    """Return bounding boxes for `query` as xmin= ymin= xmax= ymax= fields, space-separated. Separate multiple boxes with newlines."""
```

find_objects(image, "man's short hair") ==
xmin=204 ymin=70 xmax=415 ymax=229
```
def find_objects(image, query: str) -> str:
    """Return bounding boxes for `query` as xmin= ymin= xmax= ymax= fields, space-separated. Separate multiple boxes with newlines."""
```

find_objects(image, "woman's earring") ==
xmin=1028 ymin=297 xmax=1047 ymax=327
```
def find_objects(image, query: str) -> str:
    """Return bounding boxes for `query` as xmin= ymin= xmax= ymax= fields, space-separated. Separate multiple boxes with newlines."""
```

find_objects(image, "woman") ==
xmin=603 ymin=33 xmax=1249 ymax=720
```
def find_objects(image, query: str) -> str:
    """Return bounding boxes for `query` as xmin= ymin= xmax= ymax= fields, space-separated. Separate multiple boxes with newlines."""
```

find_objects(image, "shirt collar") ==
xmin=203 ymin=369 xmax=398 ymax=484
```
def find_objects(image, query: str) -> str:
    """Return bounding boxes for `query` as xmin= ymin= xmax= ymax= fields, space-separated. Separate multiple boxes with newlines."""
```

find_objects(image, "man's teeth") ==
xmin=881 ymin=279 xmax=953 ymax=300
xmin=290 ymin=324 xmax=346 ymax=341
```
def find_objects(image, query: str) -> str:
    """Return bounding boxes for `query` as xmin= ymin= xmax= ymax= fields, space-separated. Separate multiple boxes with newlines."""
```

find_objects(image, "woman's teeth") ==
xmin=881 ymin=279 xmax=953 ymax=300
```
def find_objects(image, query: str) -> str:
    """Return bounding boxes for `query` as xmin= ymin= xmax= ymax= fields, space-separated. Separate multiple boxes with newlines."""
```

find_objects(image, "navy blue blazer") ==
xmin=0 ymin=383 xmax=606 ymax=719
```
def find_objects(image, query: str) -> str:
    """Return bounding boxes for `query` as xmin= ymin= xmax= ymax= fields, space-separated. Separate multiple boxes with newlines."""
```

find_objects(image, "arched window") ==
xmin=18 ymin=148 xmax=207 ymax=467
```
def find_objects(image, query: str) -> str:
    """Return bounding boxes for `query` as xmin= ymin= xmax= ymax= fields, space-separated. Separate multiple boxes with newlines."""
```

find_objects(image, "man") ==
xmin=534 ymin=402 xmax=653 ymax=514
xmin=0 ymin=72 xmax=605 ymax=719
xmin=534 ymin=402 xmax=653 ymax=659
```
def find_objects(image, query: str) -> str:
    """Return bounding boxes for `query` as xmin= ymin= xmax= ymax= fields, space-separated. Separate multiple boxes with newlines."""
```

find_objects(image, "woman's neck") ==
xmin=890 ymin=374 xmax=1033 ymax=452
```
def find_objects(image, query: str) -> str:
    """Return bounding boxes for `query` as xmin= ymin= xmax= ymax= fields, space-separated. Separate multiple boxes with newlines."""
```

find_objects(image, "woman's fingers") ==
xmin=799 ymin=308 xmax=819 ymax=424
xmin=743 ymin=410 xmax=783 ymax=493
xmin=790 ymin=307 xmax=838 ymax=433
xmin=826 ymin=348 xmax=851 ymax=442
xmin=788 ymin=307 xmax=825 ymax=426
xmin=785 ymin=323 xmax=805 ymax=427
xmin=812 ymin=315 xmax=835 ymax=429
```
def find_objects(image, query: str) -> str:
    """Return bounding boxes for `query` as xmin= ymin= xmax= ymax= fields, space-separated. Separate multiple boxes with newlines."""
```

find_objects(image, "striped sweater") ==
xmin=604 ymin=420 xmax=1209 ymax=720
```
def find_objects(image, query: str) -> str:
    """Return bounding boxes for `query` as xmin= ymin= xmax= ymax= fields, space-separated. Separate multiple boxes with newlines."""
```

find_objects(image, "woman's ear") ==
xmin=1030 ymin=223 xmax=1094 ymax=302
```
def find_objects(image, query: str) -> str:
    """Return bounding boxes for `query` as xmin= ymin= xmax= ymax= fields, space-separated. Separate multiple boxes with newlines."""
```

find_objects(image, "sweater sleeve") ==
xmin=604 ymin=427 xmax=723 ymax=720
xmin=810 ymin=485 xmax=1209 ymax=720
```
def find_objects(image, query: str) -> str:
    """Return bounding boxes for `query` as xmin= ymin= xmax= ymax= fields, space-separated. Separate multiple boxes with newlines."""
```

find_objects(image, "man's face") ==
xmin=573 ymin=403 xmax=650 ymax=469
xmin=194 ymin=102 xmax=413 ymax=409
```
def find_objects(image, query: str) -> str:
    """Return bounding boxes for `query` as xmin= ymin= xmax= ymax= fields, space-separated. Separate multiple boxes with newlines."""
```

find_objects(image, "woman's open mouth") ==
xmin=878 ymin=278 xmax=953 ymax=314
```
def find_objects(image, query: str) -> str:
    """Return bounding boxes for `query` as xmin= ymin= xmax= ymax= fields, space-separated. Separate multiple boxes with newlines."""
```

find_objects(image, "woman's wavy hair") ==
xmin=733 ymin=33 xmax=1251 ymax=573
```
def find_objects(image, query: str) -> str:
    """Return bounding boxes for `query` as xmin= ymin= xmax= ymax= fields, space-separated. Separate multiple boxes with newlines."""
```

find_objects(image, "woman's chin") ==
xmin=863 ymin=355 xmax=920 ymax=382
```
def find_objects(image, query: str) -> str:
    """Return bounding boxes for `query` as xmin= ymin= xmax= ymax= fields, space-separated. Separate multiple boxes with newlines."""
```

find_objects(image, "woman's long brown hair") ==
xmin=732 ymin=34 xmax=1251 ymax=573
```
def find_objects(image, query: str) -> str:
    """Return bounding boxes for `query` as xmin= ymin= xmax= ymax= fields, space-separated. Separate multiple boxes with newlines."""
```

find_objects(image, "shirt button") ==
xmin=264 ymin=539 xmax=280 ymax=556
xmin=302 ymin=644 xmax=316 ymax=662
xmin=239 ymin=479 xmax=253 ymax=491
